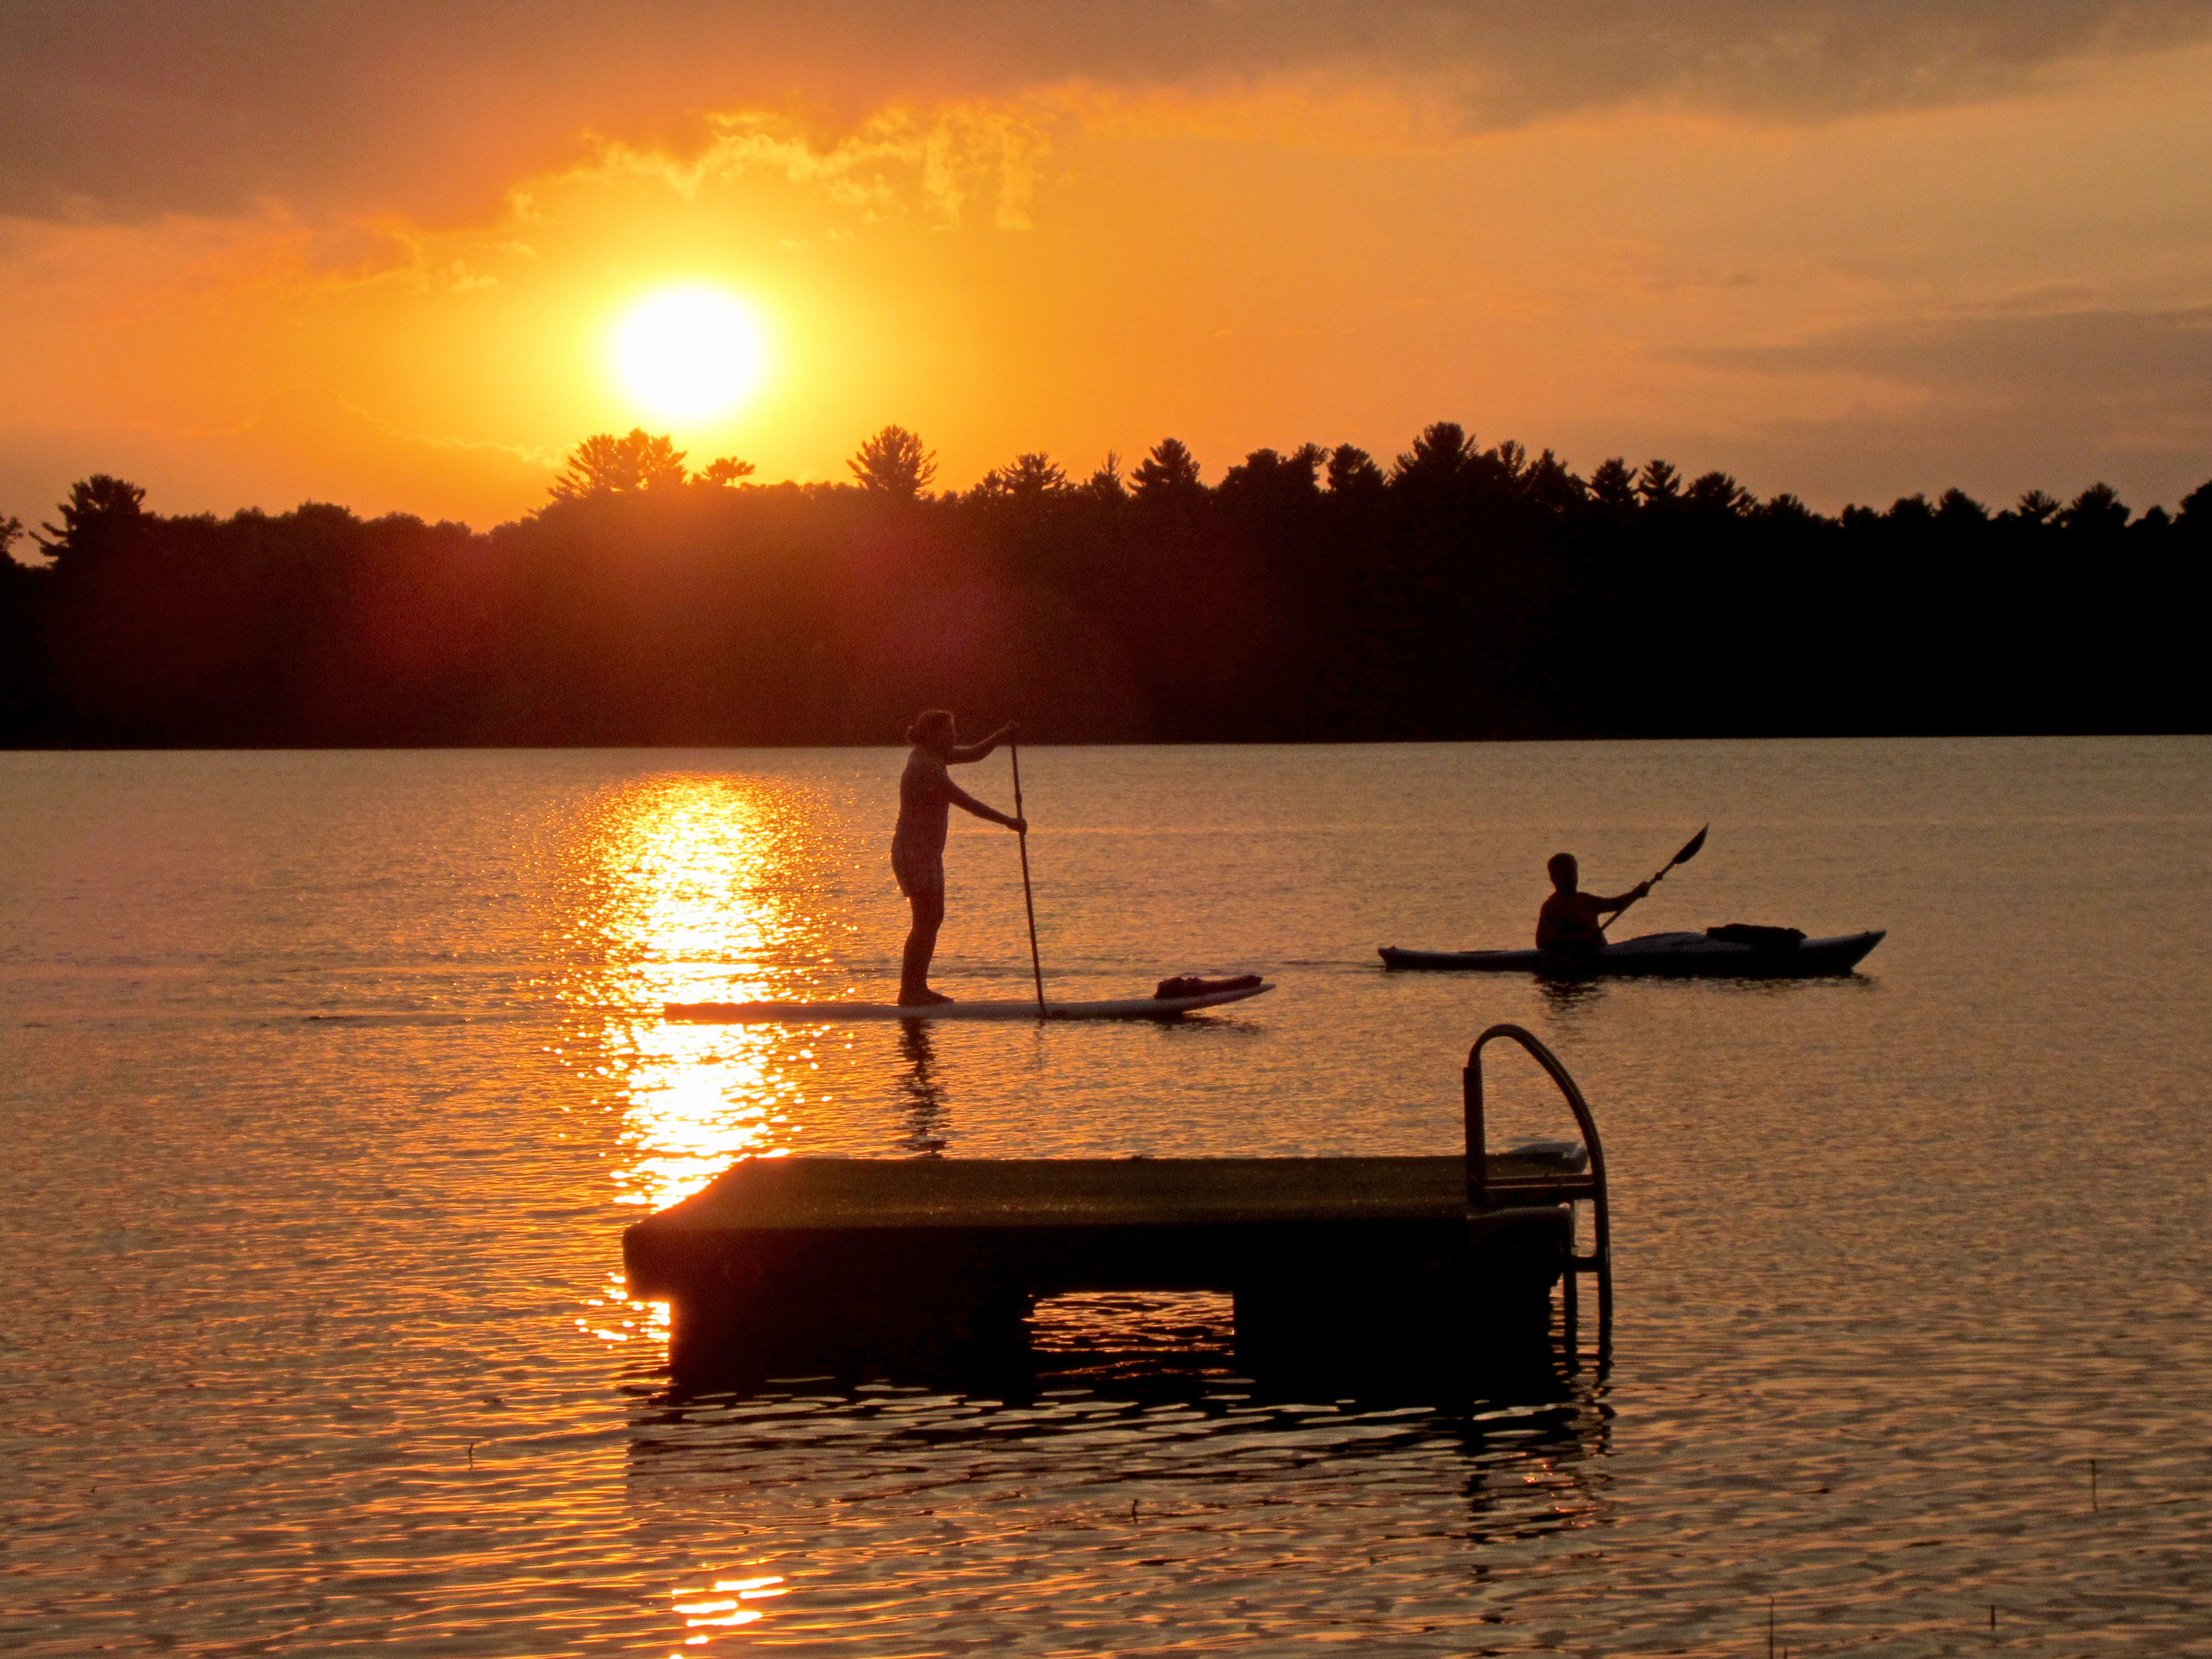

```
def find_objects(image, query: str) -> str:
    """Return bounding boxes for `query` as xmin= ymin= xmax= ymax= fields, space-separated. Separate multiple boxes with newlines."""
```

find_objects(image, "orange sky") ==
xmin=4 ymin=2 xmax=2209 ymax=532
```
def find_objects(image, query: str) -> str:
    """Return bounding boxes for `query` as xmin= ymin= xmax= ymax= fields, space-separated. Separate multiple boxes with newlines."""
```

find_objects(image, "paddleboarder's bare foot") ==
xmin=897 ymin=987 xmax=956 ymax=1007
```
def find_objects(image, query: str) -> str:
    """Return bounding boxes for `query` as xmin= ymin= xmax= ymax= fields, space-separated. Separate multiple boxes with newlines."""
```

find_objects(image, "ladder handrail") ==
xmin=1463 ymin=1022 xmax=1612 ymax=1348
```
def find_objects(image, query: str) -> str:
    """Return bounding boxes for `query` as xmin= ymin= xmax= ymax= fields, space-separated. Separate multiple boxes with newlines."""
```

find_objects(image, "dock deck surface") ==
xmin=633 ymin=1149 xmax=1582 ymax=1237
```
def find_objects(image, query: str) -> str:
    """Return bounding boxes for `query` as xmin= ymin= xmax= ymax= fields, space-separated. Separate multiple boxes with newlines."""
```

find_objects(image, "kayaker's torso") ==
xmin=1536 ymin=890 xmax=1609 ymax=950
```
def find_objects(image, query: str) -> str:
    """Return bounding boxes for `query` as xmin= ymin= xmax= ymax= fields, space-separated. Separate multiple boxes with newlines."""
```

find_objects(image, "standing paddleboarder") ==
xmin=892 ymin=710 xmax=1025 ymax=1006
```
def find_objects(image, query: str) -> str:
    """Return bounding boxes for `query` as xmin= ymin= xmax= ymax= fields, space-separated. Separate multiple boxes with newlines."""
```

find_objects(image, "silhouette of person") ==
xmin=1535 ymin=853 xmax=1648 ymax=961
xmin=892 ymin=710 xmax=1024 ymax=1005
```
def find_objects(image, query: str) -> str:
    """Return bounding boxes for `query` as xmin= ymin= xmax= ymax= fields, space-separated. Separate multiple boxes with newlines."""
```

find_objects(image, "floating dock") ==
xmin=623 ymin=1024 xmax=1612 ymax=1380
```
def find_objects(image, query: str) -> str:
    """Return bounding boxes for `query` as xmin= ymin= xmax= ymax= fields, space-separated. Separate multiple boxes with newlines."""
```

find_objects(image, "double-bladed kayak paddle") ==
xmin=1601 ymin=824 xmax=1708 ymax=934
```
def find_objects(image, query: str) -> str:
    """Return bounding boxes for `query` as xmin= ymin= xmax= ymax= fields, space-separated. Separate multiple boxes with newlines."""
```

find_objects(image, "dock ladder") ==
xmin=1463 ymin=1023 xmax=1613 ymax=1364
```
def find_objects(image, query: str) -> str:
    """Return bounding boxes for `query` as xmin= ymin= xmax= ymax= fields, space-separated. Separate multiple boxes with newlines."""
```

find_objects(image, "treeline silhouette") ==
xmin=3 ymin=423 xmax=2206 ymax=746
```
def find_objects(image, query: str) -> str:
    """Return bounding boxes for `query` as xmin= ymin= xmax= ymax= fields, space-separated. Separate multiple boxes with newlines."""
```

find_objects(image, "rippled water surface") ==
xmin=4 ymin=739 xmax=2208 ymax=1655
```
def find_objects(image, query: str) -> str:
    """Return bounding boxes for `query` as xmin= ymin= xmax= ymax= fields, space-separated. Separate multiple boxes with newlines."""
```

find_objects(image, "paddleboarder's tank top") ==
xmin=890 ymin=749 xmax=955 ymax=894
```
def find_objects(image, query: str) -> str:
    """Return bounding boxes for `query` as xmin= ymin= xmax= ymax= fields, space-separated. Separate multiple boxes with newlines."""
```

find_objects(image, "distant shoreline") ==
xmin=8 ymin=429 xmax=2205 ymax=747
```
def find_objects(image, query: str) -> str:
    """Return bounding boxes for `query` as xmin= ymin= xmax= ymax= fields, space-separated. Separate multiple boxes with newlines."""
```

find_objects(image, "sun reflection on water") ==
xmin=549 ymin=774 xmax=841 ymax=1363
xmin=560 ymin=773 xmax=811 ymax=1014
xmin=672 ymin=1574 xmax=787 ymax=1631
xmin=544 ymin=777 xmax=843 ymax=1650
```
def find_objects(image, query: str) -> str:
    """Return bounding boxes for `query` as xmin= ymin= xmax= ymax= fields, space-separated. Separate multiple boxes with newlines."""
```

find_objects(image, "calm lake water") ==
xmin=4 ymin=738 xmax=2208 ymax=1656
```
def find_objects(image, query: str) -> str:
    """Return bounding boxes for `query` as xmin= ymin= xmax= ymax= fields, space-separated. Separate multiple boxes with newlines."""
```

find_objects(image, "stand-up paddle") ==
xmin=671 ymin=714 xmax=1280 ymax=1025
xmin=1010 ymin=742 xmax=1046 ymax=1015
xmin=1601 ymin=824 xmax=1708 ymax=933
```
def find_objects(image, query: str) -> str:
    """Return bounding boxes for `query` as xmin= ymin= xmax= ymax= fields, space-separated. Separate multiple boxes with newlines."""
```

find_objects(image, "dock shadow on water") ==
xmin=624 ymin=1293 xmax=1612 ymax=1606
xmin=619 ymin=1349 xmax=1609 ymax=1648
xmin=648 ymin=1282 xmax=1586 ymax=1411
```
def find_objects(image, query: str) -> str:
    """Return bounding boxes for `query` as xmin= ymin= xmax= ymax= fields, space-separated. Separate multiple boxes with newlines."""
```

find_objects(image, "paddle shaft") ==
xmin=1010 ymin=743 xmax=1046 ymax=1014
xmin=1601 ymin=825 xmax=1708 ymax=934
xmin=1599 ymin=871 xmax=1664 ymax=934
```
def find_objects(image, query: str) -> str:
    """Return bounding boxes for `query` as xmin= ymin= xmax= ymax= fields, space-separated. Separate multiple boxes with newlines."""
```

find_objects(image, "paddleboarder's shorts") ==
xmin=890 ymin=837 xmax=943 ymax=902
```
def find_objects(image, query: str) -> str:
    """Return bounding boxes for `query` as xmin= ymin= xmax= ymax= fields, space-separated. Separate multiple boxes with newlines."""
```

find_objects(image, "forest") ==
xmin=3 ymin=422 xmax=2205 ymax=746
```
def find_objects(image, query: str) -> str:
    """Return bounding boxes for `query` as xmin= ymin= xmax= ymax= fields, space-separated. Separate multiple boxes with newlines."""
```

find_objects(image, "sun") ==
xmin=611 ymin=286 xmax=767 ymax=422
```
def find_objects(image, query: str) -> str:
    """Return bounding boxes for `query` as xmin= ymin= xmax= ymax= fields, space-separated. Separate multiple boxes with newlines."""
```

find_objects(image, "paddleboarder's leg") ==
xmin=899 ymin=888 xmax=952 ymax=1005
xmin=891 ymin=833 xmax=954 ymax=1005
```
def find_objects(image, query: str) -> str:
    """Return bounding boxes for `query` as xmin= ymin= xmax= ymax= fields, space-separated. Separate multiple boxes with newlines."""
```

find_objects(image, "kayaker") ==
xmin=893 ymin=710 xmax=1025 ymax=1006
xmin=1536 ymin=853 xmax=1648 ymax=959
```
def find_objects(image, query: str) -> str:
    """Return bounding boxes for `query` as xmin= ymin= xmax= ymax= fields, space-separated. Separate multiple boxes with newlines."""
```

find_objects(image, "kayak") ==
xmin=1379 ymin=931 xmax=1884 ymax=979
xmin=665 ymin=982 xmax=1275 ymax=1023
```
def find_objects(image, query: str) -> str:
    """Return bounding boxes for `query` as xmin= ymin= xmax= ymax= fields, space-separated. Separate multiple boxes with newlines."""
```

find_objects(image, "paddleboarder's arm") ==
xmin=944 ymin=779 xmax=1025 ymax=832
xmin=949 ymin=722 xmax=1018 ymax=764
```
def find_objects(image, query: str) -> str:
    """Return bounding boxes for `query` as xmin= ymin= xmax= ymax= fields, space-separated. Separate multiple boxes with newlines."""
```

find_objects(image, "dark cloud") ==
xmin=4 ymin=0 xmax=2210 ymax=220
xmin=1664 ymin=305 xmax=2212 ymax=508
xmin=1691 ymin=304 xmax=2212 ymax=400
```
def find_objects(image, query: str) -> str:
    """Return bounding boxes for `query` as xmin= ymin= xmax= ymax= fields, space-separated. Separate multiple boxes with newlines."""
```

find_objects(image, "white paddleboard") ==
xmin=664 ymin=982 xmax=1274 ymax=1024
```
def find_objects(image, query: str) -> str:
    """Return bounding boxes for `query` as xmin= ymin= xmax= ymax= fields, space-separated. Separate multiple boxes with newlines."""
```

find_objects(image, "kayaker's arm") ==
xmin=1595 ymin=882 xmax=1652 ymax=912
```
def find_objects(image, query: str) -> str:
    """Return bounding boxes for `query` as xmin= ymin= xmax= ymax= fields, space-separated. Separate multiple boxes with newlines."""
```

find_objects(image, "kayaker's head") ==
xmin=1548 ymin=852 xmax=1579 ymax=893
xmin=907 ymin=709 xmax=956 ymax=756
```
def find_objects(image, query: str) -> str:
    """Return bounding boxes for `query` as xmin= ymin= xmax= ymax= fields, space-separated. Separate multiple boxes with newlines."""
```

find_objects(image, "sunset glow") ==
xmin=9 ymin=12 xmax=2208 ymax=1656
xmin=3 ymin=7 xmax=2209 ymax=529
xmin=611 ymin=287 xmax=768 ymax=423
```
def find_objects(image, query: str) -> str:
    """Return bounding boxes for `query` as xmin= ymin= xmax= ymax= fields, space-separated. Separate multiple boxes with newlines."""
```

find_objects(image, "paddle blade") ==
xmin=1671 ymin=824 xmax=1709 ymax=867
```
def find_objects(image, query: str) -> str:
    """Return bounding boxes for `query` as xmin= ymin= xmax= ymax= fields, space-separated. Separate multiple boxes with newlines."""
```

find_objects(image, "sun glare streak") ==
xmin=611 ymin=284 xmax=767 ymax=421
xmin=564 ymin=774 xmax=802 ymax=1013
xmin=552 ymin=774 xmax=831 ymax=1358
xmin=666 ymin=1575 xmax=786 ymax=1646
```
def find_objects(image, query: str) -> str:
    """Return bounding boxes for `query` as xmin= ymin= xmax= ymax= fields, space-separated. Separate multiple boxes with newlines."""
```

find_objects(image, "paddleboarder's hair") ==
xmin=1548 ymin=852 xmax=1578 ymax=887
xmin=906 ymin=709 xmax=955 ymax=747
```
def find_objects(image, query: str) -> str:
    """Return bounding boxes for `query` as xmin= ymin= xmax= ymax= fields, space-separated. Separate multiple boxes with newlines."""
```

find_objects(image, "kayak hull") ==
xmin=1379 ymin=931 xmax=1884 ymax=979
xmin=666 ymin=982 xmax=1274 ymax=1023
